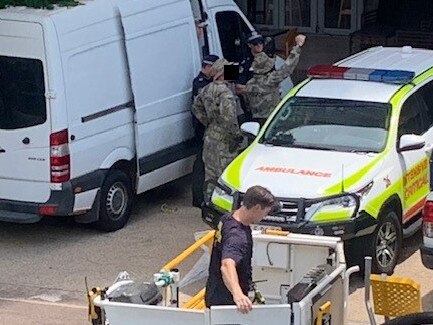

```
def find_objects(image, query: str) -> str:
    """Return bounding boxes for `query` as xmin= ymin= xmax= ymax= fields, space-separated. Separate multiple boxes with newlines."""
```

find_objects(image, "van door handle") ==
xmin=0 ymin=149 xmax=5 ymax=153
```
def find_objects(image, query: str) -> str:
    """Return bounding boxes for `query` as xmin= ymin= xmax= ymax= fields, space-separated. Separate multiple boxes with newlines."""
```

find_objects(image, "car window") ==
xmin=0 ymin=56 xmax=46 ymax=130
xmin=398 ymin=93 xmax=430 ymax=138
xmin=418 ymin=79 xmax=433 ymax=129
xmin=261 ymin=97 xmax=391 ymax=153
xmin=216 ymin=11 xmax=250 ymax=63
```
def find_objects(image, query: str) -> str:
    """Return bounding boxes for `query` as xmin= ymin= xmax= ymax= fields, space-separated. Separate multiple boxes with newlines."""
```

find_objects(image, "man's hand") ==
xmin=220 ymin=258 xmax=253 ymax=313
xmin=235 ymin=84 xmax=246 ymax=95
xmin=295 ymin=34 xmax=306 ymax=47
xmin=233 ymin=292 xmax=253 ymax=314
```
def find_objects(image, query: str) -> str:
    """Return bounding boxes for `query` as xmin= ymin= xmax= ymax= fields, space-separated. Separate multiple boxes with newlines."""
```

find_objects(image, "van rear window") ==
xmin=0 ymin=56 xmax=46 ymax=130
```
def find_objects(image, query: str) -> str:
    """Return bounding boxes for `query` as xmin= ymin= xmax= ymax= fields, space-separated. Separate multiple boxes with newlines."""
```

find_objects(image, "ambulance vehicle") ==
xmin=204 ymin=46 xmax=433 ymax=274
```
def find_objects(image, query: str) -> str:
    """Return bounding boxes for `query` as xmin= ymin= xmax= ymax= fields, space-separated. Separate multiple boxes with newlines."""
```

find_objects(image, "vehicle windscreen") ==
xmin=261 ymin=97 xmax=391 ymax=153
xmin=0 ymin=56 xmax=46 ymax=130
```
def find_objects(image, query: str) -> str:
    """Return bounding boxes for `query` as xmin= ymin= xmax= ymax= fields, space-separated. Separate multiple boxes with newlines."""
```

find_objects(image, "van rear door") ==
xmin=117 ymin=0 xmax=200 ymax=191
xmin=0 ymin=20 xmax=51 ymax=203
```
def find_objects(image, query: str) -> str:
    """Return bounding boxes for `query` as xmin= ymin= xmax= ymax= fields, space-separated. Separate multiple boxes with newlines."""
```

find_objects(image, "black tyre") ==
xmin=369 ymin=209 xmax=402 ymax=274
xmin=94 ymin=170 xmax=133 ymax=232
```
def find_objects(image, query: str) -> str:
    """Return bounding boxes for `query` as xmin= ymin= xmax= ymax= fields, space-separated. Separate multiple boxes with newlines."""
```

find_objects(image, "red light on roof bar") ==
xmin=307 ymin=65 xmax=350 ymax=79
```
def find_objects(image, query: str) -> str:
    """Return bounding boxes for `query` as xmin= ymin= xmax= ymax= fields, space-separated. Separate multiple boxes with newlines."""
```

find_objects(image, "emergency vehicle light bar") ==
xmin=307 ymin=65 xmax=415 ymax=84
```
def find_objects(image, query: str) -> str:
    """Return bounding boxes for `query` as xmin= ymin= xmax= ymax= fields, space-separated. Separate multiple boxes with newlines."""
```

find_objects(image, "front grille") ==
xmin=228 ymin=187 xmax=359 ymax=225
xmin=263 ymin=199 xmax=314 ymax=223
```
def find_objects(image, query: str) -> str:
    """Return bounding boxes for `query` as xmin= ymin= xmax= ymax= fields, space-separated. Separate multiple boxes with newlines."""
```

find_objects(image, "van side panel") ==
xmin=118 ymin=0 xmax=201 ymax=194
xmin=52 ymin=5 xmax=135 ymax=191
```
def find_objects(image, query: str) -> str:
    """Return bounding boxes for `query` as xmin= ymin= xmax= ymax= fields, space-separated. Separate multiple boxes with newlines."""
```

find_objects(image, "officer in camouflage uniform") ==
xmin=192 ymin=55 xmax=220 ymax=98
xmin=243 ymin=34 xmax=306 ymax=125
xmin=191 ymin=58 xmax=243 ymax=199
xmin=191 ymin=54 xmax=219 ymax=208
xmin=238 ymin=31 xmax=265 ymax=85
xmin=236 ymin=31 xmax=266 ymax=122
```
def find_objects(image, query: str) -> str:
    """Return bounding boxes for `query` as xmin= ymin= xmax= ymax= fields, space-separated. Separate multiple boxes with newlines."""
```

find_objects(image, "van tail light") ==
xmin=423 ymin=201 xmax=433 ymax=238
xmin=39 ymin=205 xmax=58 ymax=216
xmin=50 ymin=129 xmax=70 ymax=183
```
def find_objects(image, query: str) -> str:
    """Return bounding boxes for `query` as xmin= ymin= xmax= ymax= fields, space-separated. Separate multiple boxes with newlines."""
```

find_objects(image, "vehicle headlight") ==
xmin=211 ymin=178 xmax=235 ymax=212
xmin=306 ymin=194 xmax=359 ymax=222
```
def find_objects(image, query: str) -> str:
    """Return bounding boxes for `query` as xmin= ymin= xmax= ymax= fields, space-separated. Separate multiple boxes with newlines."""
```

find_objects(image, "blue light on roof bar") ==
xmin=368 ymin=69 xmax=388 ymax=82
xmin=381 ymin=70 xmax=415 ymax=83
xmin=307 ymin=65 xmax=415 ymax=84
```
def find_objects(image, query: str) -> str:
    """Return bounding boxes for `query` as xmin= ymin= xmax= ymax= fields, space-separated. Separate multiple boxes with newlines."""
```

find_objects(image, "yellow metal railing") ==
xmin=315 ymin=301 xmax=332 ymax=325
xmin=183 ymin=288 xmax=206 ymax=309
xmin=264 ymin=229 xmax=290 ymax=236
xmin=161 ymin=230 xmax=215 ymax=271
xmin=160 ymin=230 xmax=215 ymax=310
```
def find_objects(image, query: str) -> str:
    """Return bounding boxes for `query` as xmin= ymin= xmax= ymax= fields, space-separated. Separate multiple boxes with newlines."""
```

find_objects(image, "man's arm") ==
xmin=191 ymin=91 xmax=209 ymax=126
xmin=220 ymin=258 xmax=253 ymax=314
xmin=267 ymin=34 xmax=306 ymax=87
xmin=267 ymin=45 xmax=301 ymax=87
xmin=192 ymin=77 xmax=201 ymax=98
xmin=220 ymin=94 xmax=242 ymax=138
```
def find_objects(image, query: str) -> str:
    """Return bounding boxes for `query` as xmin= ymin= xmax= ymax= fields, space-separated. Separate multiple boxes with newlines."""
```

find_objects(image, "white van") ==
xmin=0 ymin=0 xmax=255 ymax=231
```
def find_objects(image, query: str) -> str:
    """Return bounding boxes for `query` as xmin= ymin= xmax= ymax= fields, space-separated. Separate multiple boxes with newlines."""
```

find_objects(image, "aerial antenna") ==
xmin=341 ymin=164 xmax=345 ymax=193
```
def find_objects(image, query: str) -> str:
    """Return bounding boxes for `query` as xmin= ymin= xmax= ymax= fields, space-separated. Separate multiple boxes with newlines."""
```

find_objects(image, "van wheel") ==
xmin=94 ymin=170 xmax=133 ymax=232
xmin=369 ymin=209 xmax=402 ymax=274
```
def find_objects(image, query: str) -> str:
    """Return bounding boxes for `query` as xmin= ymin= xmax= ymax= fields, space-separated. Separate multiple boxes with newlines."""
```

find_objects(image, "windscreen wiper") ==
xmin=290 ymin=144 xmax=335 ymax=151
xmin=349 ymin=149 xmax=379 ymax=154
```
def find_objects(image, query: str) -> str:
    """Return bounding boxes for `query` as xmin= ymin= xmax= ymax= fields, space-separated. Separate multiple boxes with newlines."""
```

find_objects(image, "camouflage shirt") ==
xmin=244 ymin=46 xmax=301 ymax=119
xmin=192 ymin=81 xmax=244 ymax=182
xmin=191 ymin=81 xmax=242 ymax=144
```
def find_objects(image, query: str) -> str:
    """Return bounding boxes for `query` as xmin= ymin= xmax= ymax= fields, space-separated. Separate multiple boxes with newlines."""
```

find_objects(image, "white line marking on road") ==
xmin=29 ymin=293 xmax=62 ymax=303
xmin=0 ymin=297 xmax=87 ymax=309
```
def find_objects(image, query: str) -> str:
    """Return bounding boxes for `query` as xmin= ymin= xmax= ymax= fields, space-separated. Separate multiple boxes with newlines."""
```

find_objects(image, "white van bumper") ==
xmin=0 ymin=170 xmax=107 ymax=223
xmin=0 ymin=182 xmax=75 ymax=223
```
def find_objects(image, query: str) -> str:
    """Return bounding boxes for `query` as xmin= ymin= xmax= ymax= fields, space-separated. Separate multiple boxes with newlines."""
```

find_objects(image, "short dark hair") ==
xmin=243 ymin=185 xmax=276 ymax=209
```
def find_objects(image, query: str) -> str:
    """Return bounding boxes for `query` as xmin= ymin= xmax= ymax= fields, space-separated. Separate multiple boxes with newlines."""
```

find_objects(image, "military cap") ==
xmin=202 ymin=54 xmax=220 ymax=66
xmin=211 ymin=58 xmax=231 ymax=79
xmin=251 ymin=52 xmax=275 ymax=74
xmin=247 ymin=31 xmax=264 ymax=45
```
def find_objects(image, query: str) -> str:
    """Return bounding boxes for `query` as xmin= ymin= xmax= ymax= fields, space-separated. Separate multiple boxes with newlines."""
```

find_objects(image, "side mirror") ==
xmin=398 ymin=134 xmax=425 ymax=152
xmin=241 ymin=122 xmax=260 ymax=137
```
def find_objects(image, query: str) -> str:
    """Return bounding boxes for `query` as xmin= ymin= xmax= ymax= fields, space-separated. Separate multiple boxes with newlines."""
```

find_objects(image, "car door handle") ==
xmin=0 ymin=149 xmax=5 ymax=153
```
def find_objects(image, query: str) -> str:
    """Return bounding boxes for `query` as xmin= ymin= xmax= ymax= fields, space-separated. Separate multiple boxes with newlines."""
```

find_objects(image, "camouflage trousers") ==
xmin=202 ymin=136 xmax=240 ymax=200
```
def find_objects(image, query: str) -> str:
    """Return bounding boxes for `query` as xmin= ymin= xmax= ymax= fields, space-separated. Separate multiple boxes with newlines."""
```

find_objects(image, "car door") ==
xmin=418 ymin=79 xmax=433 ymax=186
xmin=0 ymin=21 xmax=52 ymax=204
xmin=117 ymin=0 xmax=200 ymax=193
xmin=397 ymin=91 xmax=431 ymax=223
xmin=206 ymin=5 xmax=253 ymax=63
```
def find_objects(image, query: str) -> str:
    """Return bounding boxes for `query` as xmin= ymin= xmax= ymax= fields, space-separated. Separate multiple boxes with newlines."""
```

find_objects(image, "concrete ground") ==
xmin=0 ymin=176 xmax=431 ymax=325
